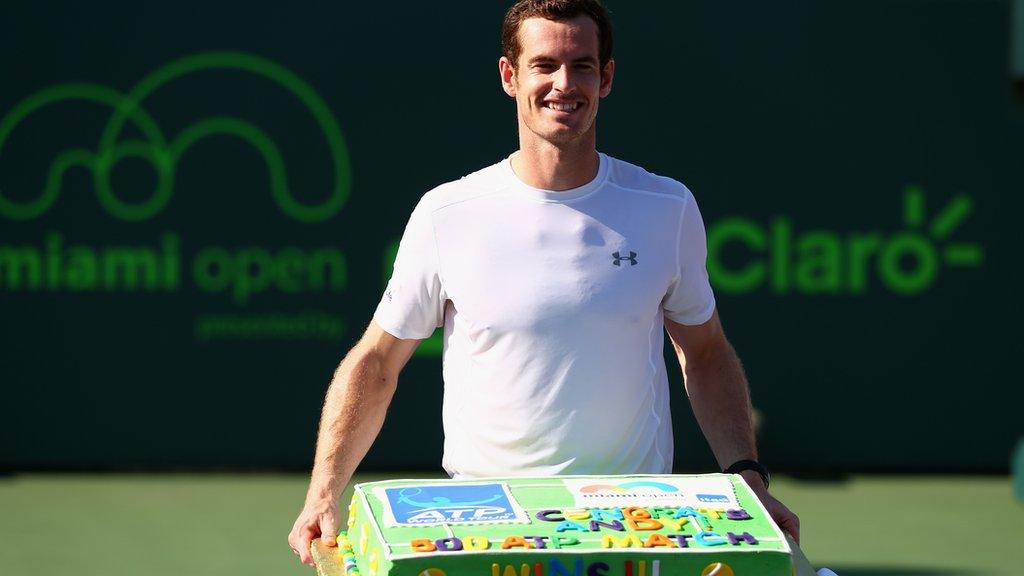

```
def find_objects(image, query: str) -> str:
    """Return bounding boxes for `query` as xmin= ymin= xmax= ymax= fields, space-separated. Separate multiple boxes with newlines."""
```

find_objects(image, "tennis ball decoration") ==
xmin=418 ymin=569 xmax=446 ymax=576
xmin=702 ymin=563 xmax=735 ymax=576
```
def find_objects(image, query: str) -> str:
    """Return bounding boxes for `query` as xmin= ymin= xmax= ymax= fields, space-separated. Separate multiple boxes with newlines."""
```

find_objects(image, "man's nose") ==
xmin=553 ymin=65 xmax=576 ymax=92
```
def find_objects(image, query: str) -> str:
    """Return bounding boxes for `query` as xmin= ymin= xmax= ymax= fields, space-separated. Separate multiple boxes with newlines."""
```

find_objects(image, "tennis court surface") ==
xmin=1 ymin=473 xmax=1019 ymax=576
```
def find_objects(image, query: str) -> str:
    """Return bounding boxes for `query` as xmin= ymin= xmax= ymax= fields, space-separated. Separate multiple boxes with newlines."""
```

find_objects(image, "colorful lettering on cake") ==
xmin=598 ymin=530 xmax=756 ymax=549
xmin=642 ymin=534 xmax=674 ymax=548
xmin=501 ymin=536 xmax=532 ymax=549
xmin=673 ymin=507 xmax=709 ymax=522
xmin=484 ymin=559 xmax=664 ymax=576
xmin=726 ymin=508 xmax=753 ymax=521
xmin=410 ymin=501 xmax=763 ymax=575
xmin=622 ymin=507 xmax=652 ymax=520
xmin=659 ymin=518 xmax=688 ymax=531
xmin=492 ymin=564 xmax=530 ymax=576
xmin=554 ymin=520 xmax=589 ymax=532
xmin=549 ymin=536 xmax=580 ymax=549
xmin=588 ymin=519 xmax=624 ymax=532
xmin=726 ymin=532 xmax=759 ymax=545
xmin=625 ymin=560 xmax=661 ymax=576
xmin=537 ymin=510 xmax=564 ymax=522
xmin=548 ymin=558 xmax=583 ymax=576
xmin=697 ymin=508 xmax=722 ymax=520
xmin=419 ymin=536 xmax=593 ymax=554
xmin=694 ymin=532 xmax=726 ymax=546
xmin=591 ymin=508 xmax=624 ymax=522
xmin=465 ymin=535 xmax=491 ymax=550
xmin=565 ymin=508 xmax=591 ymax=520
xmin=647 ymin=507 xmax=679 ymax=519
xmin=673 ymin=507 xmax=711 ymax=531
xmin=435 ymin=537 xmax=463 ymax=552
xmin=411 ymin=536 xmax=491 ymax=553
xmin=525 ymin=535 xmax=549 ymax=549
xmin=601 ymin=534 xmax=643 ymax=548
xmin=411 ymin=538 xmax=436 ymax=553
xmin=411 ymin=516 xmax=760 ymax=558
xmin=533 ymin=506 xmax=755 ymax=532
xmin=624 ymin=517 xmax=663 ymax=531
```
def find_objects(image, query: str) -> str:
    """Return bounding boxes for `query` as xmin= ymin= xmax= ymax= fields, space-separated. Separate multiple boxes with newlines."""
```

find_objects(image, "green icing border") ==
xmin=346 ymin=475 xmax=793 ymax=576
xmin=348 ymin=487 xmax=394 ymax=575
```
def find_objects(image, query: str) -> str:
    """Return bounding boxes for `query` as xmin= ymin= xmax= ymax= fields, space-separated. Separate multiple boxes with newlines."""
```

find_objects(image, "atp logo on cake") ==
xmin=378 ymin=483 xmax=528 ymax=527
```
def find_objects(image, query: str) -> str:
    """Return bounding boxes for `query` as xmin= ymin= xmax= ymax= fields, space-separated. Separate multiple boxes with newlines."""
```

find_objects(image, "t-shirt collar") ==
xmin=502 ymin=151 xmax=609 ymax=203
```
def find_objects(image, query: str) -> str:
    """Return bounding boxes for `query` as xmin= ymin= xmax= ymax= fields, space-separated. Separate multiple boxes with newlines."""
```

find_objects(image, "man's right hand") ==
xmin=286 ymin=322 xmax=419 ymax=567
xmin=288 ymin=499 xmax=340 ymax=567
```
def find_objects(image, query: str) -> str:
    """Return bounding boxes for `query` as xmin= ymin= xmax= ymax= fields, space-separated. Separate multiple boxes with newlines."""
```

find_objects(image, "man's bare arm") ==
xmin=664 ymin=310 xmax=800 ymax=542
xmin=665 ymin=311 xmax=757 ymax=467
xmin=288 ymin=320 xmax=421 ymax=566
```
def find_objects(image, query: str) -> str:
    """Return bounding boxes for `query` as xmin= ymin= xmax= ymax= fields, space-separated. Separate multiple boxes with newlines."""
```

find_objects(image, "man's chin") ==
xmin=521 ymin=117 xmax=595 ymax=147
xmin=536 ymin=126 xmax=588 ymax=146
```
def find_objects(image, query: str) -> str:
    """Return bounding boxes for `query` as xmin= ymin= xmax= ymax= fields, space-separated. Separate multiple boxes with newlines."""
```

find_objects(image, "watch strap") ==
xmin=723 ymin=459 xmax=771 ymax=488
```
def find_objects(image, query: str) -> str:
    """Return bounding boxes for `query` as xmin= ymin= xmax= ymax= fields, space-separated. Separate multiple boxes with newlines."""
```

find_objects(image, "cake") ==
xmin=331 ymin=474 xmax=794 ymax=576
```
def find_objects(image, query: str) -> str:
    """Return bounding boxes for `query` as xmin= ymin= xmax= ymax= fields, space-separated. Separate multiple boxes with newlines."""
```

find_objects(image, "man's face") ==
xmin=500 ymin=15 xmax=614 ymax=146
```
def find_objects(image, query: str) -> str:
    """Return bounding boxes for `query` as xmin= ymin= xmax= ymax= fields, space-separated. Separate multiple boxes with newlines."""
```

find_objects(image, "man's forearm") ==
xmin=305 ymin=347 xmax=398 ymax=504
xmin=681 ymin=338 xmax=758 ymax=470
xmin=665 ymin=316 xmax=799 ymax=538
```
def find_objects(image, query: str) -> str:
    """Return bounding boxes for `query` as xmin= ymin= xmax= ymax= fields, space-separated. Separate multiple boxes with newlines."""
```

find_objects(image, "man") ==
xmin=289 ymin=0 xmax=799 ymax=566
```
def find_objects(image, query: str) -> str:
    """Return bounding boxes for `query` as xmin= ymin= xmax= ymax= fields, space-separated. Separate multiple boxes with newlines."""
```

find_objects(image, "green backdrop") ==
xmin=1 ymin=0 xmax=1020 ymax=472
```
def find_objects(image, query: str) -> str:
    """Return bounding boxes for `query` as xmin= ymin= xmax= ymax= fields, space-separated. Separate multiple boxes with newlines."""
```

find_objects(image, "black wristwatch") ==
xmin=723 ymin=459 xmax=771 ymax=488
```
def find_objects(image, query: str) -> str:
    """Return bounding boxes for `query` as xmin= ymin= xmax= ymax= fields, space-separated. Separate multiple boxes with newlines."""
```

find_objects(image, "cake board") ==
xmin=311 ymin=535 xmax=818 ymax=576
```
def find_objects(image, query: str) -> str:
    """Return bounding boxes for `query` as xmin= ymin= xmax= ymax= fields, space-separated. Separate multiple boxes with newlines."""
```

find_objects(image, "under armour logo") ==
xmin=612 ymin=251 xmax=638 ymax=266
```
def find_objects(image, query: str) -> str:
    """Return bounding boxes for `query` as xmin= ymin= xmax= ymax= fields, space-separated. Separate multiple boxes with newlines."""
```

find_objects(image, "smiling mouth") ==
xmin=545 ymin=101 xmax=580 ymax=112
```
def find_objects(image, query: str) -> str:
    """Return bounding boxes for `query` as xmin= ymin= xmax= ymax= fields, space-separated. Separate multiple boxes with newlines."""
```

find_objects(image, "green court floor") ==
xmin=0 ymin=473 xmax=1019 ymax=575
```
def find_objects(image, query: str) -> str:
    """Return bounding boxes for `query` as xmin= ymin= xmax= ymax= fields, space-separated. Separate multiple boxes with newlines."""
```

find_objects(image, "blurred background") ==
xmin=1 ymin=0 xmax=1022 ymax=575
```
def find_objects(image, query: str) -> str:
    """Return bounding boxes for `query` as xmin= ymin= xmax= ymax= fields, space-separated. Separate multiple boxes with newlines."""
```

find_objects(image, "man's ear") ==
xmin=499 ymin=56 xmax=517 ymax=97
xmin=599 ymin=58 xmax=615 ymax=98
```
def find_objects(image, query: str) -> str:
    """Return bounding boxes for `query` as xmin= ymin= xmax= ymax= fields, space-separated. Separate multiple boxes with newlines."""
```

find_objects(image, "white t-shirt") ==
xmin=374 ymin=153 xmax=716 ymax=478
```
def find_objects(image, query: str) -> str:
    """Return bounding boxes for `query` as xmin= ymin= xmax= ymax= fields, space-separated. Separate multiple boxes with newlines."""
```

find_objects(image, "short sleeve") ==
xmin=662 ymin=193 xmax=716 ymax=325
xmin=373 ymin=197 xmax=447 ymax=339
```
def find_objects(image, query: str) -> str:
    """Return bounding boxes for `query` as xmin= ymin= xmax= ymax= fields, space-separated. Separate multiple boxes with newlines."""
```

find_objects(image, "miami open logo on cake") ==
xmin=378 ymin=483 xmax=528 ymax=527
xmin=563 ymin=476 xmax=739 ymax=508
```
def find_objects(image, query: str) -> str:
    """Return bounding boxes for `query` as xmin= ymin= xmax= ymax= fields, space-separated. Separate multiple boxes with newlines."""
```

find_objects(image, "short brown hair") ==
xmin=502 ymin=0 xmax=614 ymax=69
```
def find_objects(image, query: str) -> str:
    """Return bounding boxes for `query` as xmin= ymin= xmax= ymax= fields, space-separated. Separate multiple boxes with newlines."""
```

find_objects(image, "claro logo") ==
xmin=0 ymin=51 xmax=350 ymax=222
xmin=707 ymin=186 xmax=983 ymax=296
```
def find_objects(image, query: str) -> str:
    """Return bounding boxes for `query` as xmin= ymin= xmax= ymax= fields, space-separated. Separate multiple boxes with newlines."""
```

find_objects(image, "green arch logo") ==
xmin=0 ymin=51 xmax=351 ymax=222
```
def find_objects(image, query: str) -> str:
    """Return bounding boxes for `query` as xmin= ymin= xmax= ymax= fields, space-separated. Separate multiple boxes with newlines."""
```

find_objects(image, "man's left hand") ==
xmin=740 ymin=470 xmax=801 ymax=544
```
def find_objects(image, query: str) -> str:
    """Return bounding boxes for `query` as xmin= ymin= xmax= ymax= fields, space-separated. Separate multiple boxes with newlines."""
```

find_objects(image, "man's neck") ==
xmin=510 ymin=136 xmax=600 ymax=191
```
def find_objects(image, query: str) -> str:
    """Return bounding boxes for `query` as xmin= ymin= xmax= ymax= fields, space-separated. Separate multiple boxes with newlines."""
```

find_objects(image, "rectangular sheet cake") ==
xmin=335 ymin=474 xmax=793 ymax=576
